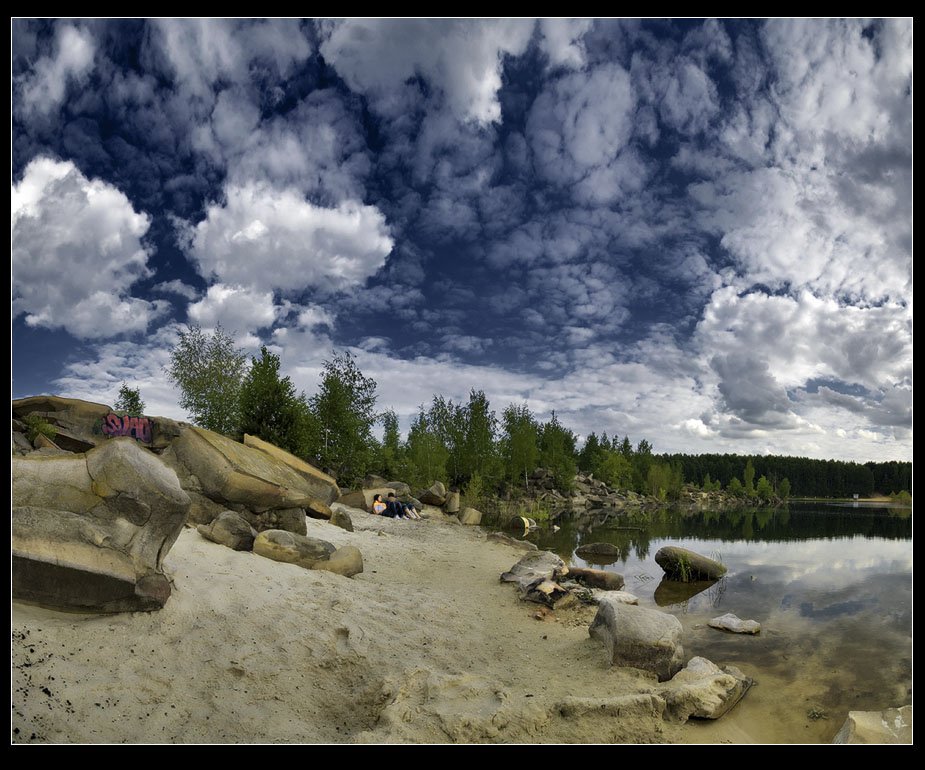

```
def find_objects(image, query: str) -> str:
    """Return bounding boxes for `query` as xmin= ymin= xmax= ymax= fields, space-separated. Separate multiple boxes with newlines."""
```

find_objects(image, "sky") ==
xmin=11 ymin=19 xmax=913 ymax=462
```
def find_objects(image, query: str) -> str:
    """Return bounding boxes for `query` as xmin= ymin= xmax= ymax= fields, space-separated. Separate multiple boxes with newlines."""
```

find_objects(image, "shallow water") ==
xmin=532 ymin=503 xmax=913 ymax=743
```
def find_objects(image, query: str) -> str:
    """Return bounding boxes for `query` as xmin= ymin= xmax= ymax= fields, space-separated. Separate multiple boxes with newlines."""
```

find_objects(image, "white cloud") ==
xmin=12 ymin=157 xmax=168 ymax=338
xmin=152 ymin=279 xmax=199 ymax=301
xmin=182 ymin=182 xmax=394 ymax=294
xmin=539 ymin=19 xmax=592 ymax=70
xmin=187 ymin=283 xmax=279 ymax=333
xmin=527 ymin=63 xmax=643 ymax=203
xmin=319 ymin=19 xmax=535 ymax=124
xmin=18 ymin=24 xmax=95 ymax=118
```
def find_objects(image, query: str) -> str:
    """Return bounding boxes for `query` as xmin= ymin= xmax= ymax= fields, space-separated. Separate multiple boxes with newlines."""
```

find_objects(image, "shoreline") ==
xmin=14 ymin=509 xmax=829 ymax=744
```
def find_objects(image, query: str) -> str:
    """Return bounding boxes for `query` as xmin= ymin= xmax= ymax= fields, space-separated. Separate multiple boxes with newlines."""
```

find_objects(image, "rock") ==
xmin=500 ymin=550 xmax=566 ymax=589
xmin=654 ymin=577 xmax=718 ymax=606
xmin=708 ymin=613 xmax=761 ymax=635
xmin=567 ymin=566 xmax=625 ymax=591
xmin=252 ymin=530 xmax=336 ymax=569
xmin=832 ymin=705 xmax=912 ymax=744
xmin=12 ymin=395 xmax=110 ymax=447
xmin=654 ymin=546 xmax=727 ymax=582
xmin=12 ymin=430 xmax=33 ymax=454
xmin=247 ymin=507 xmax=307 ymax=536
xmin=661 ymin=656 xmax=753 ymax=723
xmin=575 ymin=542 xmax=620 ymax=558
xmin=363 ymin=473 xmax=388 ymax=488
xmin=164 ymin=426 xmax=333 ymax=511
xmin=313 ymin=546 xmax=364 ymax=578
xmin=242 ymin=434 xmax=339 ymax=504
xmin=304 ymin=498 xmax=333 ymax=520
xmin=385 ymin=481 xmax=411 ymax=496
xmin=12 ymin=438 xmax=190 ymax=612
xmin=330 ymin=501 xmax=368 ymax=519
xmin=520 ymin=577 xmax=572 ymax=607
xmin=589 ymin=599 xmax=684 ymax=681
xmin=418 ymin=481 xmax=447 ymax=506
xmin=444 ymin=490 xmax=461 ymax=513
xmin=487 ymin=532 xmax=538 ymax=551
xmin=42 ymin=427 xmax=95 ymax=453
xmin=336 ymin=487 xmax=394 ymax=511
xmin=557 ymin=694 xmax=666 ymax=720
xmin=458 ymin=507 xmax=483 ymax=525
xmin=184 ymin=491 xmax=231 ymax=527
xmin=589 ymin=589 xmax=639 ymax=605
xmin=197 ymin=511 xmax=257 ymax=551
xmin=330 ymin=509 xmax=354 ymax=532
xmin=32 ymin=432 xmax=61 ymax=450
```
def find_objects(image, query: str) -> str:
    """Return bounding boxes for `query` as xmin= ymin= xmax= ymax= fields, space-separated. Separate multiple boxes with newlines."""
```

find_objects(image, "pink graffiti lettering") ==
xmin=101 ymin=413 xmax=153 ymax=443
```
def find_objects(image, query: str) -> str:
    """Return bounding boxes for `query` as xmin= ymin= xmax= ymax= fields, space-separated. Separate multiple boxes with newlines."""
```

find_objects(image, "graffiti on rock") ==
xmin=101 ymin=413 xmax=153 ymax=443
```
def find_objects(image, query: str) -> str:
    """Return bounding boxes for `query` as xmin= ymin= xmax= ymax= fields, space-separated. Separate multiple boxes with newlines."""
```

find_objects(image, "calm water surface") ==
xmin=531 ymin=503 xmax=912 ymax=743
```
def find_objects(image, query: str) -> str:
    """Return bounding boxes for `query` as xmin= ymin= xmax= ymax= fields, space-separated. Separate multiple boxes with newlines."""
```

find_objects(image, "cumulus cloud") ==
xmin=527 ymin=63 xmax=644 ymax=204
xmin=711 ymin=351 xmax=798 ymax=428
xmin=12 ymin=157 xmax=168 ymax=338
xmin=538 ymin=19 xmax=593 ymax=70
xmin=319 ymin=19 xmax=535 ymax=124
xmin=186 ymin=283 xmax=279 ymax=333
xmin=152 ymin=279 xmax=200 ymax=301
xmin=17 ymin=24 xmax=95 ymax=118
xmin=182 ymin=183 xmax=394 ymax=293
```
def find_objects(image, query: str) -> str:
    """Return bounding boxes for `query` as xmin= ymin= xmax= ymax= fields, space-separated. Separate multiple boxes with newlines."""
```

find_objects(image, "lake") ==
xmin=532 ymin=502 xmax=913 ymax=743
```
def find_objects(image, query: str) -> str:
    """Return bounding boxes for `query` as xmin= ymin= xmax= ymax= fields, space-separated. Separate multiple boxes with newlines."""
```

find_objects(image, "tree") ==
xmin=744 ymin=458 xmax=756 ymax=497
xmin=461 ymin=389 xmax=500 ymax=486
xmin=114 ymin=382 xmax=145 ymax=414
xmin=375 ymin=409 xmax=405 ymax=480
xmin=777 ymin=477 xmax=791 ymax=499
xmin=756 ymin=475 xmax=774 ymax=499
xmin=538 ymin=412 xmax=577 ymax=492
xmin=596 ymin=450 xmax=634 ymax=489
xmin=238 ymin=346 xmax=315 ymax=457
xmin=166 ymin=324 xmax=248 ymax=435
xmin=405 ymin=406 xmax=448 ymax=488
xmin=727 ymin=476 xmax=744 ymax=496
xmin=309 ymin=350 xmax=378 ymax=483
xmin=501 ymin=403 xmax=539 ymax=488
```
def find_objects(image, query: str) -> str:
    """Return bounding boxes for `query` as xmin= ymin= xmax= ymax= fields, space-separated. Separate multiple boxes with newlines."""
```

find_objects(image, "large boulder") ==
xmin=386 ymin=481 xmax=411 ymax=496
xmin=12 ymin=395 xmax=111 ymax=447
xmin=197 ymin=511 xmax=257 ymax=551
xmin=252 ymin=530 xmax=362 ymax=577
xmin=500 ymin=550 xmax=565 ymax=589
xmin=162 ymin=426 xmax=334 ymax=513
xmin=418 ymin=481 xmax=447 ymax=506
xmin=242 ymin=434 xmax=339 ymax=504
xmin=458 ymin=507 xmax=483 ymax=525
xmin=244 ymin=507 xmax=307 ymax=536
xmin=655 ymin=546 xmax=727 ymax=582
xmin=589 ymin=599 xmax=684 ymax=681
xmin=661 ymin=657 xmax=752 ymax=722
xmin=12 ymin=438 xmax=190 ymax=612
xmin=575 ymin=542 xmax=620 ymax=558
xmin=336 ymin=487 xmax=393 ymax=511
xmin=444 ymin=491 xmax=461 ymax=513
xmin=566 ymin=566 xmax=624 ymax=591
xmin=832 ymin=706 xmax=912 ymax=744
xmin=330 ymin=509 xmax=354 ymax=532
xmin=362 ymin=473 xmax=388 ymax=488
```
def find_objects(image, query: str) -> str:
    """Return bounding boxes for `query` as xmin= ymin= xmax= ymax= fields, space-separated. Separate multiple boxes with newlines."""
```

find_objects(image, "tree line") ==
xmin=158 ymin=325 xmax=911 ymax=499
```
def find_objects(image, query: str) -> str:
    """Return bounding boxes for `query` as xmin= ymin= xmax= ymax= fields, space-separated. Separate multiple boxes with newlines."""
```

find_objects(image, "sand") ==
xmin=13 ymin=509 xmax=761 ymax=745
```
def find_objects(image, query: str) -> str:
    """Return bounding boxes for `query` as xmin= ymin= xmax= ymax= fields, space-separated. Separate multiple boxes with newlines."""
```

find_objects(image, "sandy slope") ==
xmin=12 ymin=509 xmax=751 ymax=744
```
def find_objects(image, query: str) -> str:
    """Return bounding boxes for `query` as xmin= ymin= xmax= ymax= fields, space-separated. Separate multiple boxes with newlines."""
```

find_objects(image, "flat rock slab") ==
xmin=589 ymin=589 xmax=639 ymax=605
xmin=243 ymin=434 xmax=339 ymax=504
xmin=832 ymin=705 xmax=912 ymax=744
xmin=709 ymin=612 xmax=761 ymax=634
xmin=655 ymin=546 xmax=727 ymax=581
xmin=589 ymin=599 xmax=684 ymax=681
xmin=500 ymin=550 xmax=565 ymax=589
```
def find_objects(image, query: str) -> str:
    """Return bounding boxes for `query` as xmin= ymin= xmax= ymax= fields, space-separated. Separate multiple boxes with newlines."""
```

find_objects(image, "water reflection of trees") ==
xmin=543 ymin=504 xmax=910 ymax=562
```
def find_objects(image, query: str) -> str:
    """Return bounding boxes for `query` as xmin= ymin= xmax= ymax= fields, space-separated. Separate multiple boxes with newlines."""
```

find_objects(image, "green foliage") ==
xmin=309 ymin=350 xmax=378 ymax=484
xmin=595 ymin=450 xmax=634 ymax=489
xmin=501 ymin=403 xmax=539 ymax=488
xmin=114 ymin=383 xmax=145 ymax=414
xmin=428 ymin=395 xmax=467 ymax=485
xmin=24 ymin=414 xmax=57 ymax=443
xmin=744 ymin=458 xmax=756 ymax=497
xmin=404 ymin=407 xmax=448 ymax=489
xmin=756 ymin=475 xmax=774 ymax=499
xmin=538 ymin=412 xmax=577 ymax=492
xmin=374 ymin=408 xmax=405 ymax=479
xmin=166 ymin=324 xmax=248 ymax=436
xmin=777 ymin=477 xmax=791 ymax=499
xmin=890 ymin=490 xmax=912 ymax=505
xmin=727 ymin=476 xmax=744 ymax=496
xmin=461 ymin=390 xmax=500 ymax=485
xmin=238 ymin=346 xmax=315 ymax=457
xmin=463 ymin=471 xmax=485 ymax=510
xmin=647 ymin=461 xmax=683 ymax=501
xmin=702 ymin=472 xmax=722 ymax=492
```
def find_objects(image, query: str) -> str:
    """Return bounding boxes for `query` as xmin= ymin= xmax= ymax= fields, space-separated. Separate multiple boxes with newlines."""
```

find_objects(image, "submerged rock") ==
xmin=575 ymin=542 xmax=620 ymax=557
xmin=567 ymin=565 xmax=624 ymax=591
xmin=832 ymin=705 xmax=912 ymax=744
xmin=653 ymin=577 xmax=718 ymax=606
xmin=589 ymin=599 xmax=684 ymax=681
xmin=655 ymin=546 xmax=727 ymax=582
xmin=661 ymin=656 xmax=753 ymax=722
xmin=709 ymin=612 xmax=761 ymax=635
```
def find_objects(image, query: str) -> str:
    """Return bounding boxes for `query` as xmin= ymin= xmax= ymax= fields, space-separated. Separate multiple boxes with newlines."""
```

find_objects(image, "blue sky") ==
xmin=11 ymin=19 xmax=912 ymax=462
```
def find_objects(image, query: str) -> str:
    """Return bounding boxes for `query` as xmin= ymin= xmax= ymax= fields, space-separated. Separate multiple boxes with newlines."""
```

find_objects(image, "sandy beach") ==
xmin=13 ymin=509 xmax=769 ymax=744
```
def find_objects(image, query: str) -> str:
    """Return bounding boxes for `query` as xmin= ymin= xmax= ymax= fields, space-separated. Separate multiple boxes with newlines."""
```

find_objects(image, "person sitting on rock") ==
xmin=371 ymin=493 xmax=387 ymax=515
xmin=386 ymin=491 xmax=421 ymax=520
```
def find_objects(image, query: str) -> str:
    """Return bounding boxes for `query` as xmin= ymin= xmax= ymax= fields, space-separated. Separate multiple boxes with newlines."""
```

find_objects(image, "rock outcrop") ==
xmin=12 ymin=438 xmax=190 ymax=612
xmin=660 ymin=656 xmax=752 ymax=722
xmin=654 ymin=546 xmax=727 ymax=582
xmin=443 ymin=491 xmax=460 ymax=513
xmin=243 ymin=434 xmax=339 ymax=504
xmin=589 ymin=599 xmax=684 ymax=681
xmin=253 ymin=530 xmax=363 ymax=577
xmin=458 ymin=507 xmax=483 ymax=525
xmin=419 ymin=481 xmax=447 ymax=506
xmin=197 ymin=511 xmax=257 ymax=551
xmin=708 ymin=613 xmax=761 ymax=634
xmin=832 ymin=705 xmax=912 ymax=744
